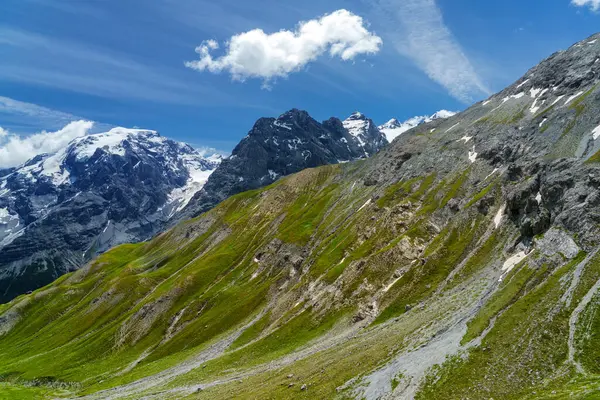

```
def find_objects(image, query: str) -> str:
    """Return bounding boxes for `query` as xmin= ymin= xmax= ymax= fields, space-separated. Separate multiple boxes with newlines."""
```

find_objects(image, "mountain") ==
xmin=0 ymin=109 xmax=387 ymax=302
xmin=378 ymin=110 xmax=456 ymax=142
xmin=0 ymin=128 xmax=221 ymax=302
xmin=5 ymin=33 xmax=600 ymax=400
xmin=172 ymin=108 xmax=388 ymax=222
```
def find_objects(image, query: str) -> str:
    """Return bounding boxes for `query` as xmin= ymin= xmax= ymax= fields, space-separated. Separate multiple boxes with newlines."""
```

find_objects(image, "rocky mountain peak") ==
xmin=378 ymin=110 xmax=456 ymax=142
xmin=0 ymin=128 xmax=221 ymax=301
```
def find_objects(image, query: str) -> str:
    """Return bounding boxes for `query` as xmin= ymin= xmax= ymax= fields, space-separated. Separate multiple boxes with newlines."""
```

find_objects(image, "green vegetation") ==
xmin=1 ymin=111 xmax=600 ymax=400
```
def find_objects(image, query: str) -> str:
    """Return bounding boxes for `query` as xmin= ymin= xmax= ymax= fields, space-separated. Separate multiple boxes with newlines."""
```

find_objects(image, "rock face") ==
xmin=0 ymin=128 xmax=221 ymax=302
xmin=173 ymin=109 xmax=388 ymax=222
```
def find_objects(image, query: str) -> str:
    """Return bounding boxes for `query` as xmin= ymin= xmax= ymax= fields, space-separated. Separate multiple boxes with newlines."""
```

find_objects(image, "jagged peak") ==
xmin=377 ymin=110 xmax=455 ymax=142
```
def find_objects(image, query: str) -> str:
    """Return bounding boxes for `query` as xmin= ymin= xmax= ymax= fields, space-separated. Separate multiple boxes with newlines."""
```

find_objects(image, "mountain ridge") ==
xmin=171 ymin=108 xmax=388 ymax=222
xmin=378 ymin=110 xmax=456 ymax=142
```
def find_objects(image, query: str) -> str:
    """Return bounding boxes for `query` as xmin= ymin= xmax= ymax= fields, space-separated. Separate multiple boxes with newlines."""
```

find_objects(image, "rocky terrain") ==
xmin=172 ymin=109 xmax=388 ymax=222
xmin=2 ymin=33 xmax=600 ymax=400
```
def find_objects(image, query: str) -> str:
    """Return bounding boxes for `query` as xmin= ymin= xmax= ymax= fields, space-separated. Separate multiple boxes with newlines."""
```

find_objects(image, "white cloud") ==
xmin=185 ymin=9 xmax=382 ymax=86
xmin=0 ymin=121 xmax=93 ymax=168
xmin=572 ymin=0 xmax=600 ymax=10
xmin=369 ymin=0 xmax=489 ymax=103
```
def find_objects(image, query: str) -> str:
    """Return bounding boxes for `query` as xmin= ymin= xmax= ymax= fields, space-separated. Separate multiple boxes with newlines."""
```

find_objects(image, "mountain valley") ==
xmin=2 ymin=31 xmax=600 ymax=400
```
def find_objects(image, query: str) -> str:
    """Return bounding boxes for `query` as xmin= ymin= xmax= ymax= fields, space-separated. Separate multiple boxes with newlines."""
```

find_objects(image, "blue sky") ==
xmin=1 ymin=0 xmax=600 ymax=161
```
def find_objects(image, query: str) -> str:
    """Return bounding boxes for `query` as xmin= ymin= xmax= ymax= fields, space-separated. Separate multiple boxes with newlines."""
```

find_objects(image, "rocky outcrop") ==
xmin=172 ymin=109 xmax=388 ymax=222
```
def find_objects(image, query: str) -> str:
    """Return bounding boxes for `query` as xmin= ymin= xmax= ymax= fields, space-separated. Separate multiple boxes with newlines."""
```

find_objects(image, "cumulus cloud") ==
xmin=185 ymin=9 xmax=382 ymax=86
xmin=369 ymin=0 xmax=489 ymax=103
xmin=572 ymin=0 xmax=600 ymax=10
xmin=0 ymin=120 xmax=94 ymax=168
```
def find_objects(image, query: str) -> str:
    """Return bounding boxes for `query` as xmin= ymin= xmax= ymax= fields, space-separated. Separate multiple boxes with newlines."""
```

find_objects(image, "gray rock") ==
xmin=535 ymin=228 xmax=580 ymax=259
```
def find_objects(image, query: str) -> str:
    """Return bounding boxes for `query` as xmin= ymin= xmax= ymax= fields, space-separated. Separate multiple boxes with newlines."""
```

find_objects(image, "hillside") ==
xmin=2 ymin=33 xmax=600 ymax=399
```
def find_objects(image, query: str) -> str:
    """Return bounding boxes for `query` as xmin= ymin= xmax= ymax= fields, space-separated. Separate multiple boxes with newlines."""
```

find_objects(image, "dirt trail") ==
xmin=78 ymin=309 xmax=268 ymax=400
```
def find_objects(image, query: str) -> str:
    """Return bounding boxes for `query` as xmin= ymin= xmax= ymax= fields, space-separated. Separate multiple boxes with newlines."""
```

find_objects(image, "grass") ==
xmin=418 ymin=252 xmax=593 ymax=399
xmin=1 ymin=148 xmax=599 ymax=400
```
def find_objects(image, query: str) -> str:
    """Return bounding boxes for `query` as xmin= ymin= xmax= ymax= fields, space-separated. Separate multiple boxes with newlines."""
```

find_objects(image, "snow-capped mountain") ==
xmin=378 ymin=110 xmax=456 ymax=142
xmin=342 ymin=112 xmax=389 ymax=157
xmin=172 ymin=109 xmax=388 ymax=223
xmin=0 ymin=127 xmax=220 ymax=301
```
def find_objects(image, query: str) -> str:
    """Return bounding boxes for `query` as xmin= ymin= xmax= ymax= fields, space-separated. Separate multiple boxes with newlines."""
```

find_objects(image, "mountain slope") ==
xmin=0 ymin=128 xmax=220 ymax=302
xmin=3 ymin=33 xmax=600 ymax=400
xmin=172 ymin=108 xmax=387 ymax=222
xmin=0 ymin=109 xmax=388 ymax=303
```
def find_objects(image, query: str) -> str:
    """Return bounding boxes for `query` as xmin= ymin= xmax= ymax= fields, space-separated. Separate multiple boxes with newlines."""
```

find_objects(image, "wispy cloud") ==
xmin=0 ymin=28 xmax=232 ymax=106
xmin=185 ymin=9 xmax=382 ymax=87
xmin=572 ymin=0 xmax=600 ymax=11
xmin=368 ymin=0 xmax=490 ymax=103
xmin=0 ymin=120 xmax=94 ymax=168
xmin=0 ymin=96 xmax=81 ymax=130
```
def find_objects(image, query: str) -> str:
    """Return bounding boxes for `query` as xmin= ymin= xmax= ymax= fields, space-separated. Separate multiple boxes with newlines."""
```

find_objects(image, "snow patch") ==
xmin=382 ymin=275 xmax=403 ymax=293
xmin=273 ymin=120 xmax=292 ymax=130
xmin=564 ymin=91 xmax=584 ymax=106
xmin=494 ymin=204 xmax=506 ymax=229
xmin=500 ymin=251 xmax=528 ymax=281
xmin=516 ymin=79 xmax=530 ymax=89
xmin=592 ymin=124 xmax=600 ymax=140
xmin=551 ymin=95 xmax=565 ymax=106
xmin=446 ymin=123 xmax=460 ymax=133
xmin=485 ymin=168 xmax=499 ymax=181
xmin=378 ymin=110 xmax=455 ymax=142
xmin=468 ymin=146 xmax=477 ymax=163
xmin=357 ymin=199 xmax=371 ymax=212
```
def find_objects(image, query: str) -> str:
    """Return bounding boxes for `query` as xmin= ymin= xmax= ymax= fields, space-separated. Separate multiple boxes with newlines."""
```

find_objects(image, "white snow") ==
xmin=102 ymin=220 xmax=111 ymax=234
xmin=529 ymin=87 xmax=542 ymax=98
xmin=268 ymin=169 xmax=279 ymax=180
xmin=383 ymin=275 xmax=403 ymax=293
xmin=482 ymin=99 xmax=492 ymax=106
xmin=529 ymin=88 xmax=549 ymax=114
xmin=517 ymin=79 xmax=530 ymax=89
xmin=499 ymin=251 xmax=528 ymax=281
xmin=357 ymin=198 xmax=372 ymax=212
xmin=378 ymin=110 xmax=455 ymax=142
xmin=535 ymin=192 xmax=542 ymax=204
xmin=539 ymin=118 xmax=548 ymax=128
xmin=564 ymin=91 xmax=584 ymax=106
xmin=494 ymin=204 xmax=506 ymax=229
xmin=503 ymin=92 xmax=526 ymax=102
xmin=458 ymin=135 xmax=472 ymax=143
xmin=273 ymin=120 xmax=292 ymax=130
xmin=468 ymin=146 xmax=477 ymax=163
xmin=589 ymin=39 xmax=598 ymax=44
xmin=72 ymin=128 xmax=157 ymax=161
xmin=485 ymin=168 xmax=499 ymax=181
xmin=592 ymin=124 xmax=600 ymax=140
xmin=551 ymin=95 xmax=565 ymax=106
xmin=446 ymin=123 xmax=460 ymax=133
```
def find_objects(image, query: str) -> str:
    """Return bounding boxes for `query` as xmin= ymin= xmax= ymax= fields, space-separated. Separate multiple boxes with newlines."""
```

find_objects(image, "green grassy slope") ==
xmin=3 ymin=76 xmax=600 ymax=399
